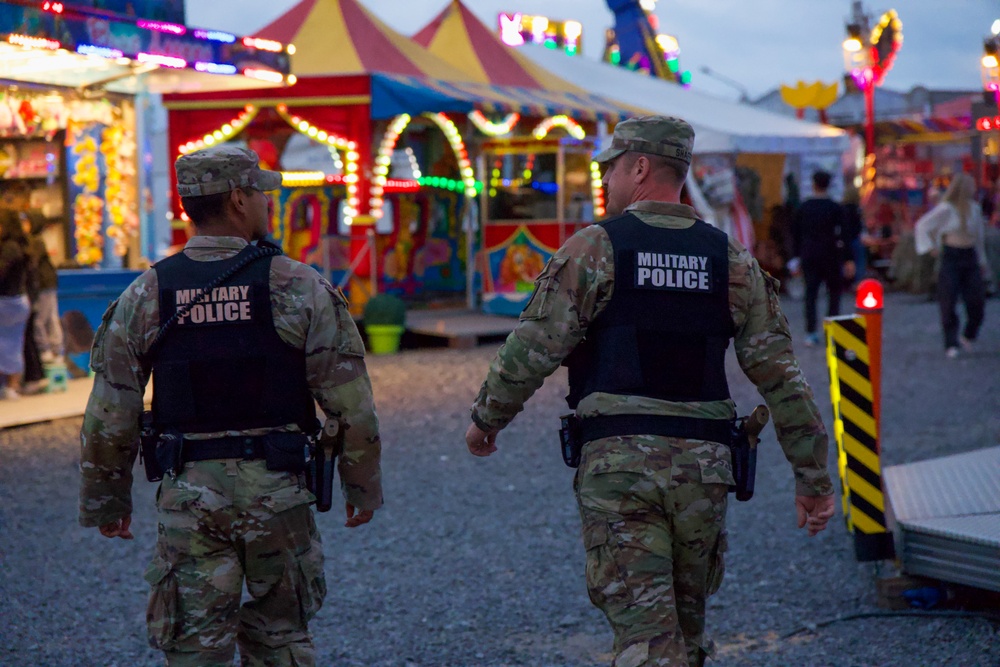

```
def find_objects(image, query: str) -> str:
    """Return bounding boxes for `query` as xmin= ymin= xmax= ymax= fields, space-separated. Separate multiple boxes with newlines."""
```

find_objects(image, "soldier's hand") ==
xmin=466 ymin=422 xmax=497 ymax=457
xmin=98 ymin=515 xmax=134 ymax=540
xmin=795 ymin=494 xmax=835 ymax=537
xmin=345 ymin=503 xmax=374 ymax=528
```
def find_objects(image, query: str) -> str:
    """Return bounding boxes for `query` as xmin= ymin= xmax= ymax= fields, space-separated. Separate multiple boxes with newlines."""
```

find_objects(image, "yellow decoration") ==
xmin=780 ymin=81 xmax=839 ymax=111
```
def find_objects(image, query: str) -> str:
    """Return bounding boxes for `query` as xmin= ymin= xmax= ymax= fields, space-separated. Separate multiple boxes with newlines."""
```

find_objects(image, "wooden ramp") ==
xmin=405 ymin=309 xmax=517 ymax=348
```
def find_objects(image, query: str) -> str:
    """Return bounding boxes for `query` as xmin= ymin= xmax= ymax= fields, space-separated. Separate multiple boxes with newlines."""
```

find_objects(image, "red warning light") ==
xmin=856 ymin=278 xmax=884 ymax=311
xmin=41 ymin=1 xmax=64 ymax=13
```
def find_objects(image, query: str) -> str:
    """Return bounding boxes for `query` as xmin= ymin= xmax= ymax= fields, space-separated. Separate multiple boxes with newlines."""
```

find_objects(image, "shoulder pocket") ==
xmin=520 ymin=256 xmax=569 ymax=322
xmin=326 ymin=284 xmax=365 ymax=357
xmin=762 ymin=271 xmax=789 ymax=325
xmin=89 ymin=298 xmax=120 ymax=373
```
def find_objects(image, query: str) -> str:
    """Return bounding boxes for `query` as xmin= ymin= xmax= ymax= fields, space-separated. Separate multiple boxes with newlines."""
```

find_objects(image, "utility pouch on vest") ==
xmin=263 ymin=431 xmax=311 ymax=474
xmin=139 ymin=410 xmax=163 ymax=482
xmin=559 ymin=413 xmax=583 ymax=468
xmin=728 ymin=405 xmax=769 ymax=502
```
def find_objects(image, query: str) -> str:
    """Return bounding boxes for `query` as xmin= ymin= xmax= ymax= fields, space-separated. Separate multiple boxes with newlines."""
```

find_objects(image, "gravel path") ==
xmin=1 ymin=291 xmax=998 ymax=667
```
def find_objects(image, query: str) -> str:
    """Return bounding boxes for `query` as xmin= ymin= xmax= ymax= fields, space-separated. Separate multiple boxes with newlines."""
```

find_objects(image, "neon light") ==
xmin=8 ymin=34 xmax=59 ymax=50
xmin=419 ymin=176 xmax=483 ymax=194
xmin=193 ymin=30 xmax=236 ymax=43
xmin=195 ymin=62 xmax=238 ymax=75
xmin=281 ymin=171 xmax=327 ymax=187
xmin=425 ymin=113 xmax=478 ymax=198
xmin=469 ymin=111 xmax=520 ymax=136
xmin=499 ymin=13 xmax=524 ymax=47
xmin=384 ymin=179 xmax=421 ymax=193
xmin=76 ymin=44 xmax=123 ymax=59
xmin=532 ymin=115 xmax=586 ymax=140
xmin=41 ymin=1 xmax=64 ymax=13
xmin=178 ymin=106 xmax=258 ymax=155
xmin=243 ymin=68 xmax=284 ymax=83
xmin=275 ymin=106 xmax=359 ymax=223
xmin=137 ymin=20 xmax=186 ymax=36
xmin=243 ymin=37 xmax=283 ymax=52
xmin=137 ymin=53 xmax=186 ymax=68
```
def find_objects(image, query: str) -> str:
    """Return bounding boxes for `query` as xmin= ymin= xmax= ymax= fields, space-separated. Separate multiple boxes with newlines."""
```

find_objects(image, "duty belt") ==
xmin=579 ymin=414 xmax=732 ymax=446
xmin=182 ymin=435 xmax=268 ymax=462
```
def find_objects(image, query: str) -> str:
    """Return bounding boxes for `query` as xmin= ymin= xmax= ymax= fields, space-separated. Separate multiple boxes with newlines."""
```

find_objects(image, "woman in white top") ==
xmin=915 ymin=173 xmax=990 ymax=358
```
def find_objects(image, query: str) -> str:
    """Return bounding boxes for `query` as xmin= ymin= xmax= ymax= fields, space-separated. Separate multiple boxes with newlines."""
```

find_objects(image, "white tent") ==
xmin=521 ymin=45 xmax=850 ymax=155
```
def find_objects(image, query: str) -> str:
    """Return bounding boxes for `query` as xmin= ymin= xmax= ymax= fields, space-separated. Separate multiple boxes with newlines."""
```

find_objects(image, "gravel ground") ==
xmin=1 ymin=290 xmax=999 ymax=667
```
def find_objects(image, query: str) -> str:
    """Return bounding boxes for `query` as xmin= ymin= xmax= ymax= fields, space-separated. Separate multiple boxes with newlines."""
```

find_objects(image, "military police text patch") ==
xmin=174 ymin=284 xmax=255 ymax=325
xmin=634 ymin=252 xmax=712 ymax=292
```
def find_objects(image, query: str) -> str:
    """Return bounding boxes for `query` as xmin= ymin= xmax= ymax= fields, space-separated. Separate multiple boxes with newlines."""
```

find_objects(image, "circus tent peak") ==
xmin=253 ymin=0 xmax=471 ymax=80
xmin=411 ymin=0 xmax=581 ymax=92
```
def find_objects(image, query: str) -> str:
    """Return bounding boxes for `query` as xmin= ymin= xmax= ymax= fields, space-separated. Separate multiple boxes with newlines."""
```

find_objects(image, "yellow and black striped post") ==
xmin=824 ymin=280 xmax=895 ymax=562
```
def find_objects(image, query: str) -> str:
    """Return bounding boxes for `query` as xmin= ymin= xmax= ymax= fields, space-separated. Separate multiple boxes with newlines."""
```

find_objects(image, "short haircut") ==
xmin=812 ymin=170 xmax=832 ymax=190
xmin=180 ymin=187 xmax=253 ymax=226
xmin=625 ymin=152 xmax=687 ymax=186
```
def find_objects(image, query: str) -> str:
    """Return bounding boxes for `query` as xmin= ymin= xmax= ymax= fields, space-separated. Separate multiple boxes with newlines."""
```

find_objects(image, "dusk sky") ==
xmin=187 ymin=0 xmax=998 ymax=102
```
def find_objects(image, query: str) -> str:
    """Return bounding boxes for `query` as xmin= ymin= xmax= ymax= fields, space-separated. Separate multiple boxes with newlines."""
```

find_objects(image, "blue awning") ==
xmin=371 ymin=73 xmax=639 ymax=121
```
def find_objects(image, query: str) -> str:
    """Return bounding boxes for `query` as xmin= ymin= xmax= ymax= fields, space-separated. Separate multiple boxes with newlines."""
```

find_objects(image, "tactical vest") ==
xmin=564 ymin=213 xmax=734 ymax=408
xmin=151 ymin=246 xmax=314 ymax=434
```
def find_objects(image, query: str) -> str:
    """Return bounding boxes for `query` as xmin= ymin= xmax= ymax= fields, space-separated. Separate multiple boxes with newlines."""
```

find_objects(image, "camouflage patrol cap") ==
xmin=593 ymin=115 xmax=694 ymax=166
xmin=175 ymin=145 xmax=282 ymax=197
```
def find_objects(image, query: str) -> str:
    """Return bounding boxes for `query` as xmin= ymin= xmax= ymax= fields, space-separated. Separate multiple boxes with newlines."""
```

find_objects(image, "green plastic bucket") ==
xmin=365 ymin=324 xmax=404 ymax=355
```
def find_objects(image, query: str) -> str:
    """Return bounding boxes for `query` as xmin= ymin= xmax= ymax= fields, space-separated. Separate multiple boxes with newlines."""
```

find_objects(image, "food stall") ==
xmin=0 ymin=0 xmax=290 ymax=370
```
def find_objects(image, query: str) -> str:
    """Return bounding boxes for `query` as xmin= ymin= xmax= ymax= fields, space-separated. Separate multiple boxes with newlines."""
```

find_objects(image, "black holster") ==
xmin=728 ymin=417 xmax=758 ymax=502
xmin=559 ymin=414 xmax=583 ymax=468
xmin=139 ymin=411 xmax=164 ymax=482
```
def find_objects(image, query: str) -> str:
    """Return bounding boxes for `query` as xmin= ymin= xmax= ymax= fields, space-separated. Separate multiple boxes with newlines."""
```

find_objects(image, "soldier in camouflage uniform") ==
xmin=79 ymin=145 xmax=382 ymax=667
xmin=466 ymin=117 xmax=835 ymax=667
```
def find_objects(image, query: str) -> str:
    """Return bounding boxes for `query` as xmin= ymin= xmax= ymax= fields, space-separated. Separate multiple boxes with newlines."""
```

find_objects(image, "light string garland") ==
xmin=532 ymin=115 xmax=586 ymax=140
xmin=178 ymin=106 xmax=259 ymax=154
xmin=274 ymin=105 xmax=360 ymax=223
xmin=590 ymin=161 xmax=605 ymax=217
xmin=468 ymin=110 xmax=520 ymax=136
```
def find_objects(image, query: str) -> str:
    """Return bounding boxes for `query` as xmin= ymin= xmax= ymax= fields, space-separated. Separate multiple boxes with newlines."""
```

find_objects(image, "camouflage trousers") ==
xmin=145 ymin=459 xmax=326 ymax=667
xmin=574 ymin=435 xmax=733 ymax=667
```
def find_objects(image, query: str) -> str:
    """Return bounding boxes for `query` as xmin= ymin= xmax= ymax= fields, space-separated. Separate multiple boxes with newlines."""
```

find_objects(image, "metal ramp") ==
xmin=883 ymin=446 xmax=1000 ymax=592
xmin=405 ymin=309 xmax=517 ymax=348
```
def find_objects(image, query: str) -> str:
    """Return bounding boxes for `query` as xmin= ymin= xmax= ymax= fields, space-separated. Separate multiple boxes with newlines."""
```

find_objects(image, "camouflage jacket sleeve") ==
xmin=270 ymin=257 xmax=383 ymax=511
xmin=472 ymin=225 xmax=614 ymax=431
xmin=79 ymin=271 xmax=158 ymax=527
xmin=729 ymin=241 xmax=834 ymax=497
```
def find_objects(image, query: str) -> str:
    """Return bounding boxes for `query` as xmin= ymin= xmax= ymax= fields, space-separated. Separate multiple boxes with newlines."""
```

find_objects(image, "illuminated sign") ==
xmin=498 ymin=12 xmax=583 ymax=56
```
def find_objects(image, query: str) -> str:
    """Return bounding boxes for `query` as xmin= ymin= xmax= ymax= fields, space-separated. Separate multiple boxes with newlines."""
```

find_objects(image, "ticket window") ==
xmin=483 ymin=138 xmax=595 ymax=224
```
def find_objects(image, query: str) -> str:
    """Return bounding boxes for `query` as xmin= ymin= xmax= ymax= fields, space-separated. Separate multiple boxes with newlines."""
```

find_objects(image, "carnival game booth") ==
xmin=0 ymin=0 xmax=291 ymax=370
xmin=409 ymin=0 xmax=620 ymax=315
xmin=165 ymin=0 xmax=636 ymax=312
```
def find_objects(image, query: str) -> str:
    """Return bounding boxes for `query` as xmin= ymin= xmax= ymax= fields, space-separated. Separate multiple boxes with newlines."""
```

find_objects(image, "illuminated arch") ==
xmin=531 ymin=115 xmax=586 ymax=140
xmin=275 ymin=105 xmax=360 ymax=224
xmin=370 ymin=112 xmax=477 ymax=221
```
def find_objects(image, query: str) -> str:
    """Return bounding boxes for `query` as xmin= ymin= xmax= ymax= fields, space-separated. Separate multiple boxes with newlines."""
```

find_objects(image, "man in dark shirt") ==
xmin=791 ymin=171 xmax=855 ymax=345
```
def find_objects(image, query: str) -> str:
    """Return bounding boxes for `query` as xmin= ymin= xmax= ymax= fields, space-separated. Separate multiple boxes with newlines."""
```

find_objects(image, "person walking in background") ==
xmin=79 ymin=145 xmax=383 ymax=666
xmin=24 ymin=211 xmax=63 ymax=363
xmin=791 ymin=170 xmax=855 ymax=346
xmin=915 ymin=173 xmax=990 ymax=359
xmin=18 ymin=211 xmax=49 ymax=395
xmin=466 ymin=117 xmax=835 ymax=667
xmin=0 ymin=210 xmax=31 ymax=400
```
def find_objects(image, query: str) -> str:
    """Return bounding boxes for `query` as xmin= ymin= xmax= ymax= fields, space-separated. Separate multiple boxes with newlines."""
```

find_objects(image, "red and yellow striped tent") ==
xmin=412 ymin=0 xmax=579 ymax=91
